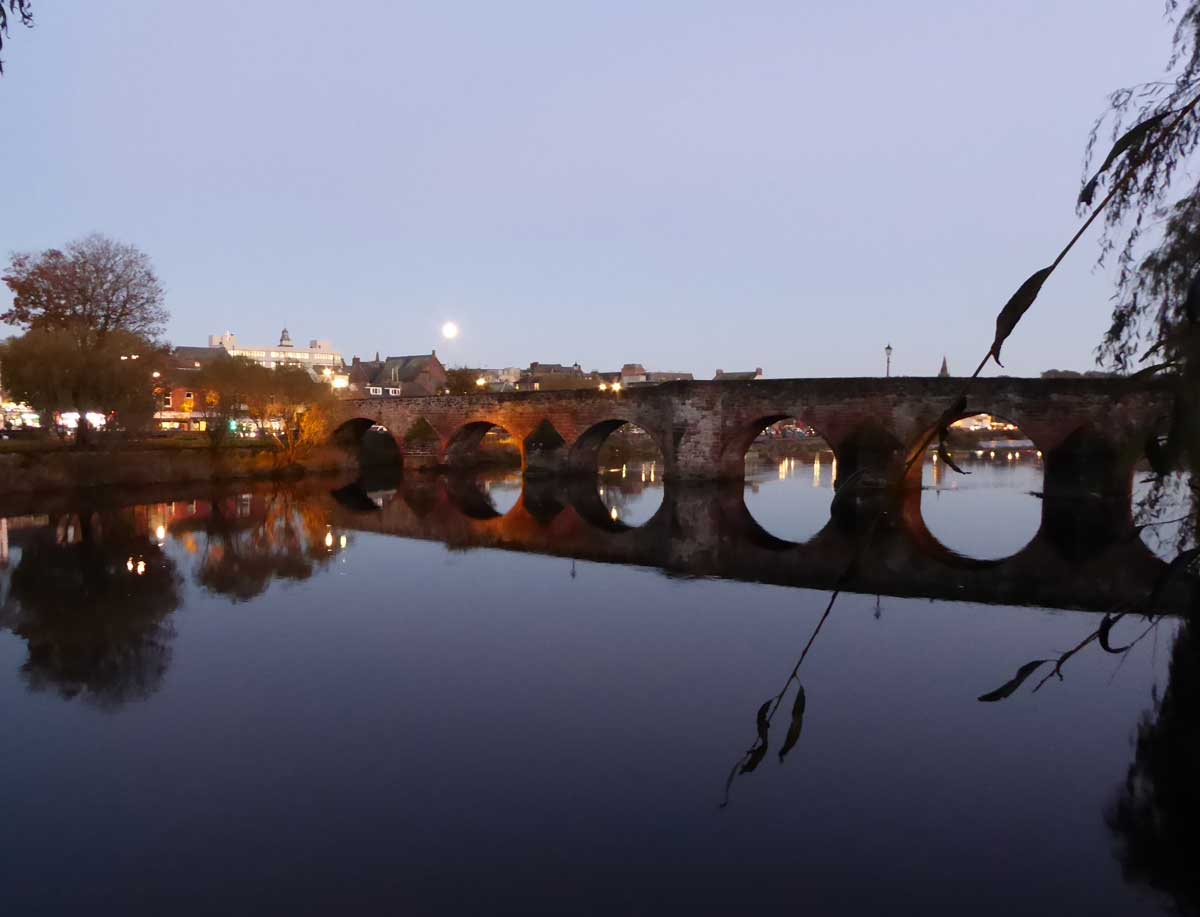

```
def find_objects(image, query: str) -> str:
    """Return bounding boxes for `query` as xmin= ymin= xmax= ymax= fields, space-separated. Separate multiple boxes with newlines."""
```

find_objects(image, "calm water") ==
xmin=0 ymin=456 xmax=1192 ymax=915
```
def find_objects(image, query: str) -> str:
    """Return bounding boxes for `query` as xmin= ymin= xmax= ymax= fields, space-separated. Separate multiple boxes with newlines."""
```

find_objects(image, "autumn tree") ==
xmin=194 ymin=355 xmax=265 ymax=447
xmin=240 ymin=365 xmax=335 ymax=463
xmin=3 ymin=234 xmax=168 ymax=345
xmin=0 ymin=328 xmax=167 ymax=442
xmin=0 ymin=1 xmax=33 ymax=75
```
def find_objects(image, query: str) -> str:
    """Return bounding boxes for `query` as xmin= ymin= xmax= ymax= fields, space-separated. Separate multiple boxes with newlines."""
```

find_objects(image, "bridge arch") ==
xmin=332 ymin=417 xmax=402 ymax=467
xmin=445 ymin=420 xmax=523 ymax=471
xmin=444 ymin=474 xmax=521 ymax=520
xmin=719 ymin=412 xmax=834 ymax=481
xmin=566 ymin=418 xmax=666 ymax=477
xmin=907 ymin=410 xmax=1044 ymax=561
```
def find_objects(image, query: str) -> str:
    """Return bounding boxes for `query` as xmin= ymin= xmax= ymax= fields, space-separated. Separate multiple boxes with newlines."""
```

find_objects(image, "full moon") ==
xmin=441 ymin=321 xmax=459 ymax=340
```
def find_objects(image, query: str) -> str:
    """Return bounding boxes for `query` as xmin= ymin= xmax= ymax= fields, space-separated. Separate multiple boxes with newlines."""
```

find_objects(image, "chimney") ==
xmin=755 ymin=367 xmax=763 ymax=376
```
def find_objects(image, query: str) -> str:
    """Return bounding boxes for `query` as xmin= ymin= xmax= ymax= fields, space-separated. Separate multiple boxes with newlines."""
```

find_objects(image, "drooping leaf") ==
xmin=778 ymin=685 xmax=807 ymax=763
xmin=977 ymin=659 xmax=1050 ymax=702
xmin=1077 ymin=176 xmax=1100 ymax=208
xmin=1098 ymin=613 xmax=1131 ymax=654
xmin=937 ymin=441 xmax=970 ymax=475
xmin=754 ymin=699 xmax=771 ymax=741
xmin=1079 ymin=111 xmax=1170 ymax=207
xmin=990 ymin=267 xmax=1054 ymax=367
xmin=1099 ymin=111 xmax=1170 ymax=171
xmin=739 ymin=742 xmax=768 ymax=774
xmin=738 ymin=699 xmax=772 ymax=774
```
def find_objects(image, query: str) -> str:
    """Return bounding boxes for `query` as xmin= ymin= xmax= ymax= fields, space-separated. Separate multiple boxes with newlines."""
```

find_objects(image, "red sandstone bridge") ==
xmin=330 ymin=376 xmax=1171 ymax=494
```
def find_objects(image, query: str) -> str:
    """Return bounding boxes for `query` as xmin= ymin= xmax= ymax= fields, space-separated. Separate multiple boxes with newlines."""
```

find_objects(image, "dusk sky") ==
xmin=1 ymin=1 xmax=1176 ymax=377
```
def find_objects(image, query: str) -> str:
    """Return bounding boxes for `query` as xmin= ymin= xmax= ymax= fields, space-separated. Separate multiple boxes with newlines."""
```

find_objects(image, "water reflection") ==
xmin=171 ymin=489 xmax=349 ymax=602
xmin=0 ymin=511 xmax=180 ymax=707
xmin=744 ymin=451 xmax=837 ymax=543
xmin=0 ymin=471 xmax=1197 ymax=914
xmin=1108 ymin=619 xmax=1200 ymax=914
xmin=920 ymin=448 xmax=1044 ymax=560
xmin=597 ymin=462 xmax=663 ymax=527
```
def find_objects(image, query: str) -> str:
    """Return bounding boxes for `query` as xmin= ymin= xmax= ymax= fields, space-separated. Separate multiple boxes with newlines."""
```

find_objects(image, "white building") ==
xmin=208 ymin=329 xmax=348 ymax=387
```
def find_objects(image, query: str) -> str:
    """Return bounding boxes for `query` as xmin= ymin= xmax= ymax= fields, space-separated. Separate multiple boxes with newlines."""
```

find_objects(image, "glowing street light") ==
xmin=598 ymin=383 xmax=608 ymax=391
xmin=611 ymin=382 xmax=621 ymax=393
xmin=441 ymin=321 xmax=459 ymax=340
xmin=476 ymin=377 xmax=486 ymax=388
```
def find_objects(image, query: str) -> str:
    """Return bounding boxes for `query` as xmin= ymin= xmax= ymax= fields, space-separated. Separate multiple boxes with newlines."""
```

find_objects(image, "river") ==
xmin=0 ymin=454 xmax=1192 ymax=915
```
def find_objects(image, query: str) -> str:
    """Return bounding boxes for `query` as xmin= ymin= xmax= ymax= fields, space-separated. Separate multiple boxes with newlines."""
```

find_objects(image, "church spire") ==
xmin=938 ymin=355 xmax=949 ymax=378
xmin=279 ymin=327 xmax=293 ymax=348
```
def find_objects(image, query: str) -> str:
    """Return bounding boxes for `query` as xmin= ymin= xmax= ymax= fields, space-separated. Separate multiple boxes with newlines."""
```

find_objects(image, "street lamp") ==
xmin=885 ymin=343 xmax=893 ymax=378
xmin=475 ymin=377 xmax=486 ymax=388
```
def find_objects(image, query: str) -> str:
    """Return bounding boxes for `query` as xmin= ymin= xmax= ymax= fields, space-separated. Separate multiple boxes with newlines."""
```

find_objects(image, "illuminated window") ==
xmin=163 ymin=393 xmax=172 ymax=408
xmin=368 ymin=386 xmax=382 ymax=396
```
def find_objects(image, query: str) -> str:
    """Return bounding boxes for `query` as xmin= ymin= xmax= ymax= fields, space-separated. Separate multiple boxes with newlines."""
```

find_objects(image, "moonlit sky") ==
xmin=0 ymin=1 xmax=1178 ymax=377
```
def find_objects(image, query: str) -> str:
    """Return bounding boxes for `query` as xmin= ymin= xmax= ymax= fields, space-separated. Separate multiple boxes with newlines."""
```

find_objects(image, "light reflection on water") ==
xmin=0 ymin=469 xmax=1192 ymax=916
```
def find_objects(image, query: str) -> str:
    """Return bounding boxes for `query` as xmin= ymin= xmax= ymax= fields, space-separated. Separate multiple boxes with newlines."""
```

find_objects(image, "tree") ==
xmin=240 ymin=364 xmax=335 ymax=463
xmin=2 ymin=234 xmax=168 ymax=345
xmin=445 ymin=367 xmax=481 ymax=395
xmin=194 ymin=354 xmax=263 ymax=447
xmin=0 ymin=328 xmax=166 ymax=442
xmin=1066 ymin=1 xmax=1200 ymax=550
xmin=0 ymin=1 xmax=33 ymax=75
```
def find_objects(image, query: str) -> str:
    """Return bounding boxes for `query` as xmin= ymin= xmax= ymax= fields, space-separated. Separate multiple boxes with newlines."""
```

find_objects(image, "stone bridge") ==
xmin=323 ymin=476 xmax=1197 ymax=616
xmin=330 ymin=377 xmax=1172 ymax=493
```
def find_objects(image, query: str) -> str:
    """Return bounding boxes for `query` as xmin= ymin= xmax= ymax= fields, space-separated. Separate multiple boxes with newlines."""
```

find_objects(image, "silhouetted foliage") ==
xmin=0 ymin=0 xmax=33 ymax=74
xmin=1108 ymin=620 xmax=1200 ymax=915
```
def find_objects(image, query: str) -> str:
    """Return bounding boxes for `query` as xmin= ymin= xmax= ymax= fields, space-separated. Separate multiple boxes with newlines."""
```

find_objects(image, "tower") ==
xmin=938 ymin=355 xmax=949 ymax=378
xmin=279 ymin=327 xmax=293 ymax=348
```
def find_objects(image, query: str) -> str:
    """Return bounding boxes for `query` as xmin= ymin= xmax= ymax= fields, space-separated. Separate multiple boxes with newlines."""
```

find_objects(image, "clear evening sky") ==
xmin=0 ymin=1 xmax=1176 ymax=377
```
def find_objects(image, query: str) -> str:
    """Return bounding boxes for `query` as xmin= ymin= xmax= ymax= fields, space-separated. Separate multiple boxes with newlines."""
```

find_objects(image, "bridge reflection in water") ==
xmin=327 ymin=469 xmax=1196 ymax=616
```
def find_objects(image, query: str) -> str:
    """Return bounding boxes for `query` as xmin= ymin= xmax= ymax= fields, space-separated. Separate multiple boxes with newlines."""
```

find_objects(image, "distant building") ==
xmin=347 ymin=352 xmax=448 ymax=397
xmin=714 ymin=367 xmax=763 ymax=381
xmin=617 ymin=363 xmax=693 ymax=386
xmin=518 ymin=361 xmax=594 ymax=392
xmin=208 ymin=329 xmax=344 ymax=377
xmin=938 ymin=356 xmax=950 ymax=378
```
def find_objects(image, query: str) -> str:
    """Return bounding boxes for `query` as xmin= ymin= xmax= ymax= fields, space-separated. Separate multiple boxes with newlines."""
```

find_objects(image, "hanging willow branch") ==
xmin=0 ymin=0 xmax=34 ymax=75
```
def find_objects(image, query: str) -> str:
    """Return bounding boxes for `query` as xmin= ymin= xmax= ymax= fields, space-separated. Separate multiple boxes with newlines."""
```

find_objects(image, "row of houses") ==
xmin=149 ymin=327 xmax=764 ymax=429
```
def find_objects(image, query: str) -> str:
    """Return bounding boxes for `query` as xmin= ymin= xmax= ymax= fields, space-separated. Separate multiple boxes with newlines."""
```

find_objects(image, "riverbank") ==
xmin=0 ymin=443 xmax=355 ymax=498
